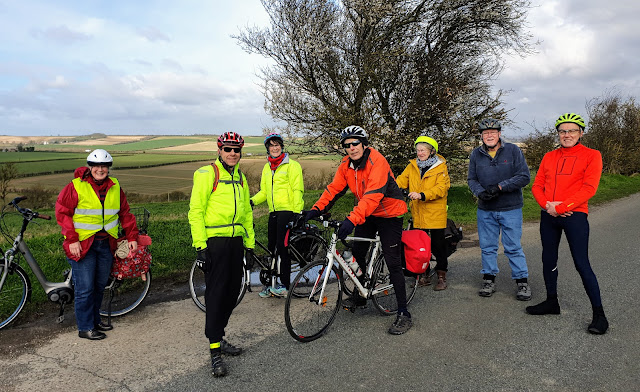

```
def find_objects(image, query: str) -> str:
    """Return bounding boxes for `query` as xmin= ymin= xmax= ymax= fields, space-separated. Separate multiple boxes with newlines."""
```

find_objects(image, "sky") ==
xmin=1 ymin=0 xmax=639 ymax=137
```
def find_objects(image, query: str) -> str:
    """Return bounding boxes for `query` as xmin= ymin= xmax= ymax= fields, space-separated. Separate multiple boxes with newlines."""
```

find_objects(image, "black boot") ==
xmin=588 ymin=306 xmax=609 ymax=335
xmin=211 ymin=351 xmax=228 ymax=377
xmin=526 ymin=297 xmax=560 ymax=315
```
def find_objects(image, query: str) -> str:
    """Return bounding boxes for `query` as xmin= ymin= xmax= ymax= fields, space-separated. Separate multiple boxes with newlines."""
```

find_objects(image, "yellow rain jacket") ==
xmin=251 ymin=154 xmax=304 ymax=213
xmin=188 ymin=159 xmax=255 ymax=250
xmin=396 ymin=155 xmax=450 ymax=229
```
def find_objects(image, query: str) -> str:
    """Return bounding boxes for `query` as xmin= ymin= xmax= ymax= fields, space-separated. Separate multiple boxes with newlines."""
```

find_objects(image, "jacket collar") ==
xmin=348 ymin=147 xmax=372 ymax=170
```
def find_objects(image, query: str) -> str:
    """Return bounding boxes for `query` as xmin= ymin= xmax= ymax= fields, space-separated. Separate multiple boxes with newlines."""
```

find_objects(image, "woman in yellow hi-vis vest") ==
xmin=55 ymin=149 xmax=138 ymax=340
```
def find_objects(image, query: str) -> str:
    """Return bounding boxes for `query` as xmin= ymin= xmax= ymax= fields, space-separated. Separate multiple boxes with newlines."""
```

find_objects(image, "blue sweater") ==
xmin=467 ymin=140 xmax=530 ymax=211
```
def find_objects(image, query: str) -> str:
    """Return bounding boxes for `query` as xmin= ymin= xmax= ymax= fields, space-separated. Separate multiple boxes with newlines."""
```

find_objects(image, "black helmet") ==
xmin=340 ymin=125 xmax=369 ymax=145
xmin=478 ymin=118 xmax=502 ymax=132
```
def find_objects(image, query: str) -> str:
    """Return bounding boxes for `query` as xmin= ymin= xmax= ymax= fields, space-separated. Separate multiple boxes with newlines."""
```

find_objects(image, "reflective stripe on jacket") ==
xmin=71 ymin=177 xmax=120 ymax=240
xmin=251 ymin=154 xmax=304 ymax=213
xmin=188 ymin=159 xmax=255 ymax=250
xmin=396 ymin=155 xmax=450 ymax=229
xmin=313 ymin=147 xmax=407 ymax=225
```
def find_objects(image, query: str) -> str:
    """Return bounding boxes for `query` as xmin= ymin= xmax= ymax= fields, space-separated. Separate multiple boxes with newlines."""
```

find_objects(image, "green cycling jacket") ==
xmin=188 ymin=159 xmax=255 ymax=250
xmin=251 ymin=154 xmax=304 ymax=213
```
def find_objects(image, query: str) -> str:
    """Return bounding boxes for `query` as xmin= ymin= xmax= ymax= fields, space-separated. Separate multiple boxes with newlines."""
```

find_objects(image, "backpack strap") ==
xmin=210 ymin=163 xmax=243 ymax=193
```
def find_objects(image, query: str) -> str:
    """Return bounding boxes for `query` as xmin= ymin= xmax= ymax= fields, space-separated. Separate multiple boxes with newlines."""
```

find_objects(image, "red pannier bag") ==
xmin=401 ymin=229 xmax=431 ymax=274
xmin=111 ymin=234 xmax=152 ymax=279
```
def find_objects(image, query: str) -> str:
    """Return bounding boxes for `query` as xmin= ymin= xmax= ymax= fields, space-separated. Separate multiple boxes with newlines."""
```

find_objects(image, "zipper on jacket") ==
xmin=271 ymin=170 xmax=276 ymax=211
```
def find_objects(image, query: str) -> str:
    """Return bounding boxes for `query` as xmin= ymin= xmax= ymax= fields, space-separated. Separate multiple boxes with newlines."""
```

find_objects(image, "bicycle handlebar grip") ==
xmin=37 ymin=213 xmax=52 ymax=220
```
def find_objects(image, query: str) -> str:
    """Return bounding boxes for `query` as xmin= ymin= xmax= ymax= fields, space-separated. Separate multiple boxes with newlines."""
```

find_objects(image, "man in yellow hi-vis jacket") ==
xmin=188 ymin=131 xmax=254 ymax=378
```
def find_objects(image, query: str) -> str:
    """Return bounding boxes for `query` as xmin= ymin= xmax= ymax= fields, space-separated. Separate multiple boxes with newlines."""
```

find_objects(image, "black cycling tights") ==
xmin=540 ymin=211 xmax=602 ymax=307
xmin=352 ymin=216 xmax=407 ymax=310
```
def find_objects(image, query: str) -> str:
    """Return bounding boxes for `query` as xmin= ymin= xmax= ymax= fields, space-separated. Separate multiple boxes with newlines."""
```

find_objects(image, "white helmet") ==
xmin=87 ymin=149 xmax=113 ymax=167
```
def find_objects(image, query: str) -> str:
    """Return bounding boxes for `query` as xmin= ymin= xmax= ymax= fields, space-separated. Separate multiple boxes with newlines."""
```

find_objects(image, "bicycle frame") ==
xmin=1 ymin=217 xmax=73 ymax=302
xmin=318 ymin=231 xmax=383 ymax=301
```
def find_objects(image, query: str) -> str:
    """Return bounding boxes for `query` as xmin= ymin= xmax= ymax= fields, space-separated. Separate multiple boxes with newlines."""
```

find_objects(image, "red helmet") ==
xmin=217 ymin=132 xmax=245 ymax=148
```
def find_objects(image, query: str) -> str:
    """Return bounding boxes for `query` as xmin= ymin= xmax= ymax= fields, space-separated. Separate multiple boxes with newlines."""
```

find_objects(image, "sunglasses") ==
xmin=342 ymin=140 xmax=362 ymax=148
xmin=222 ymin=147 xmax=241 ymax=153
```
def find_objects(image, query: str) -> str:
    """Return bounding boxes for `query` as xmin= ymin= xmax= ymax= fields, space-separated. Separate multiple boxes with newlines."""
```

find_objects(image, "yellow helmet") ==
xmin=414 ymin=136 xmax=438 ymax=153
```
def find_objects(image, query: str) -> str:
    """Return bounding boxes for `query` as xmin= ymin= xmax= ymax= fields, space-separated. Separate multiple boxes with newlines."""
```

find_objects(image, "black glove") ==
xmin=245 ymin=248 xmax=255 ymax=261
xmin=303 ymin=209 xmax=321 ymax=222
xmin=337 ymin=218 xmax=355 ymax=240
xmin=486 ymin=184 xmax=501 ymax=195
xmin=477 ymin=191 xmax=496 ymax=201
xmin=196 ymin=249 xmax=210 ymax=272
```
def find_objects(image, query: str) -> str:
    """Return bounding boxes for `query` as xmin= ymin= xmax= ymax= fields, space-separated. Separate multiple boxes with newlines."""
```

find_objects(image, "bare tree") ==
xmin=236 ymin=0 xmax=533 ymax=168
xmin=584 ymin=92 xmax=640 ymax=175
xmin=0 ymin=162 xmax=18 ymax=202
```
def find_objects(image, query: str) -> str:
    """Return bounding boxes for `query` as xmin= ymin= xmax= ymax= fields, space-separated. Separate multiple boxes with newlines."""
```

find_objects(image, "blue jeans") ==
xmin=68 ymin=238 xmax=113 ymax=331
xmin=477 ymin=208 xmax=528 ymax=279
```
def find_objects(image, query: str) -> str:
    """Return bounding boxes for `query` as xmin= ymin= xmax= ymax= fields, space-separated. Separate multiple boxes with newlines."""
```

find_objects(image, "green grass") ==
xmin=10 ymin=153 xmax=214 ymax=176
xmin=41 ymin=137 xmax=209 ymax=152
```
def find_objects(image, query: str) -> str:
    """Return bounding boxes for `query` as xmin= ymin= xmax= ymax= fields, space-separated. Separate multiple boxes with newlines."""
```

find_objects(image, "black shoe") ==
xmin=211 ymin=352 xmax=228 ymax=377
xmin=526 ymin=299 xmax=560 ymax=315
xmin=588 ymin=307 xmax=609 ymax=335
xmin=342 ymin=295 xmax=367 ymax=310
xmin=221 ymin=339 xmax=242 ymax=356
xmin=95 ymin=322 xmax=113 ymax=331
xmin=388 ymin=313 xmax=413 ymax=335
xmin=78 ymin=329 xmax=106 ymax=340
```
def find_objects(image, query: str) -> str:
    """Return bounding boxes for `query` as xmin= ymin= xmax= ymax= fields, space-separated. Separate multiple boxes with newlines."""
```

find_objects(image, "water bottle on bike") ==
xmin=342 ymin=250 xmax=362 ymax=277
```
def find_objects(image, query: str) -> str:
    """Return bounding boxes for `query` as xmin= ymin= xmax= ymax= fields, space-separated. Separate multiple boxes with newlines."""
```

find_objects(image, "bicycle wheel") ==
xmin=189 ymin=260 xmax=248 ymax=312
xmin=285 ymin=261 xmax=342 ymax=343
xmin=370 ymin=255 xmax=419 ymax=316
xmin=99 ymin=271 xmax=151 ymax=317
xmin=288 ymin=233 xmax=328 ymax=298
xmin=0 ymin=263 xmax=30 ymax=330
xmin=288 ymin=233 xmax=328 ymax=267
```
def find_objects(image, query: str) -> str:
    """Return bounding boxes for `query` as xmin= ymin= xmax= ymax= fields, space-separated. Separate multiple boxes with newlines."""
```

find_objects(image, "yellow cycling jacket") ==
xmin=188 ymin=159 xmax=255 ymax=250
xmin=396 ymin=155 xmax=450 ymax=229
xmin=251 ymin=154 xmax=304 ymax=213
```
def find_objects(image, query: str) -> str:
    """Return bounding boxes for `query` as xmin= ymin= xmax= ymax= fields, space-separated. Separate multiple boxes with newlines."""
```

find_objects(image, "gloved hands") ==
xmin=477 ymin=191 xmax=496 ymax=201
xmin=337 ymin=218 xmax=355 ymax=240
xmin=196 ymin=249 xmax=210 ymax=272
xmin=245 ymin=248 xmax=255 ymax=261
xmin=486 ymin=184 xmax=501 ymax=196
xmin=303 ymin=209 xmax=321 ymax=222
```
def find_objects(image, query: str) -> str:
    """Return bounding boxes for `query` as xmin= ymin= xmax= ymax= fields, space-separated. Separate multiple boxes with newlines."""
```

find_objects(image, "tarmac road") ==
xmin=2 ymin=192 xmax=640 ymax=392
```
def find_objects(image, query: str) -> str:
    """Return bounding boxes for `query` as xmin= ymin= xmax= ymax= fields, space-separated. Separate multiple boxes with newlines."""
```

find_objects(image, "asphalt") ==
xmin=2 ymin=192 xmax=640 ymax=392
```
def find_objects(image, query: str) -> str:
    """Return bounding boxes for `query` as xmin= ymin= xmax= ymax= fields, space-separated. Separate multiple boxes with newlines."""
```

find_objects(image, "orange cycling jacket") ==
xmin=531 ymin=143 xmax=602 ymax=215
xmin=312 ymin=147 xmax=407 ymax=225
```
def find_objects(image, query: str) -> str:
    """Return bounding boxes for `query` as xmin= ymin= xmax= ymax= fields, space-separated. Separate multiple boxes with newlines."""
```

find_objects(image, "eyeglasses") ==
xmin=342 ymin=140 xmax=362 ymax=148
xmin=557 ymin=129 xmax=581 ymax=135
xmin=222 ymin=147 xmax=241 ymax=153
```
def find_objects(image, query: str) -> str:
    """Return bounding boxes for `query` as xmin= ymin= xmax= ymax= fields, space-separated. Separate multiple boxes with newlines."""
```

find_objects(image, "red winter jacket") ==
xmin=531 ymin=143 xmax=602 ymax=215
xmin=55 ymin=167 xmax=138 ymax=261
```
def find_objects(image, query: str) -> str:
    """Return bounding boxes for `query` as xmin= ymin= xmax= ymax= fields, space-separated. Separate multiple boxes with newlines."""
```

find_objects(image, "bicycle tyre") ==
xmin=370 ymin=255 xmax=419 ymax=316
xmin=284 ymin=261 xmax=342 ymax=343
xmin=99 ymin=271 xmax=151 ymax=317
xmin=288 ymin=233 xmax=328 ymax=298
xmin=189 ymin=260 xmax=248 ymax=312
xmin=288 ymin=232 xmax=328 ymax=267
xmin=0 ymin=263 xmax=30 ymax=330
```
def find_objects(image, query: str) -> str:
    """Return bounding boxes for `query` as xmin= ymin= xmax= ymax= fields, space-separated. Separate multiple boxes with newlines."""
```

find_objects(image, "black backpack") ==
xmin=444 ymin=219 xmax=463 ymax=257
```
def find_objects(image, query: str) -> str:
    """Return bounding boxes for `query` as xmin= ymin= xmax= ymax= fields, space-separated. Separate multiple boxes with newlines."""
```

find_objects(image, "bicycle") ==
xmin=0 ymin=196 xmax=151 ymax=330
xmin=189 ymin=214 xmax=328 ymax=311
xmin=284 ymin=216 xmax=419 ymax=342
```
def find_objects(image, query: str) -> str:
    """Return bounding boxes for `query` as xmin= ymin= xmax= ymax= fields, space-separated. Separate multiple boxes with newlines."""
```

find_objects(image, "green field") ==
xmin=40 ymin=137 xmax=210 ymax=152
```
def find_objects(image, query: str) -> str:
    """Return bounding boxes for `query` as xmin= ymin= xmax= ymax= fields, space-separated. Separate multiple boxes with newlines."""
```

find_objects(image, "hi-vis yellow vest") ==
xmin=71 ymin=177 xmax=121 ymax=241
